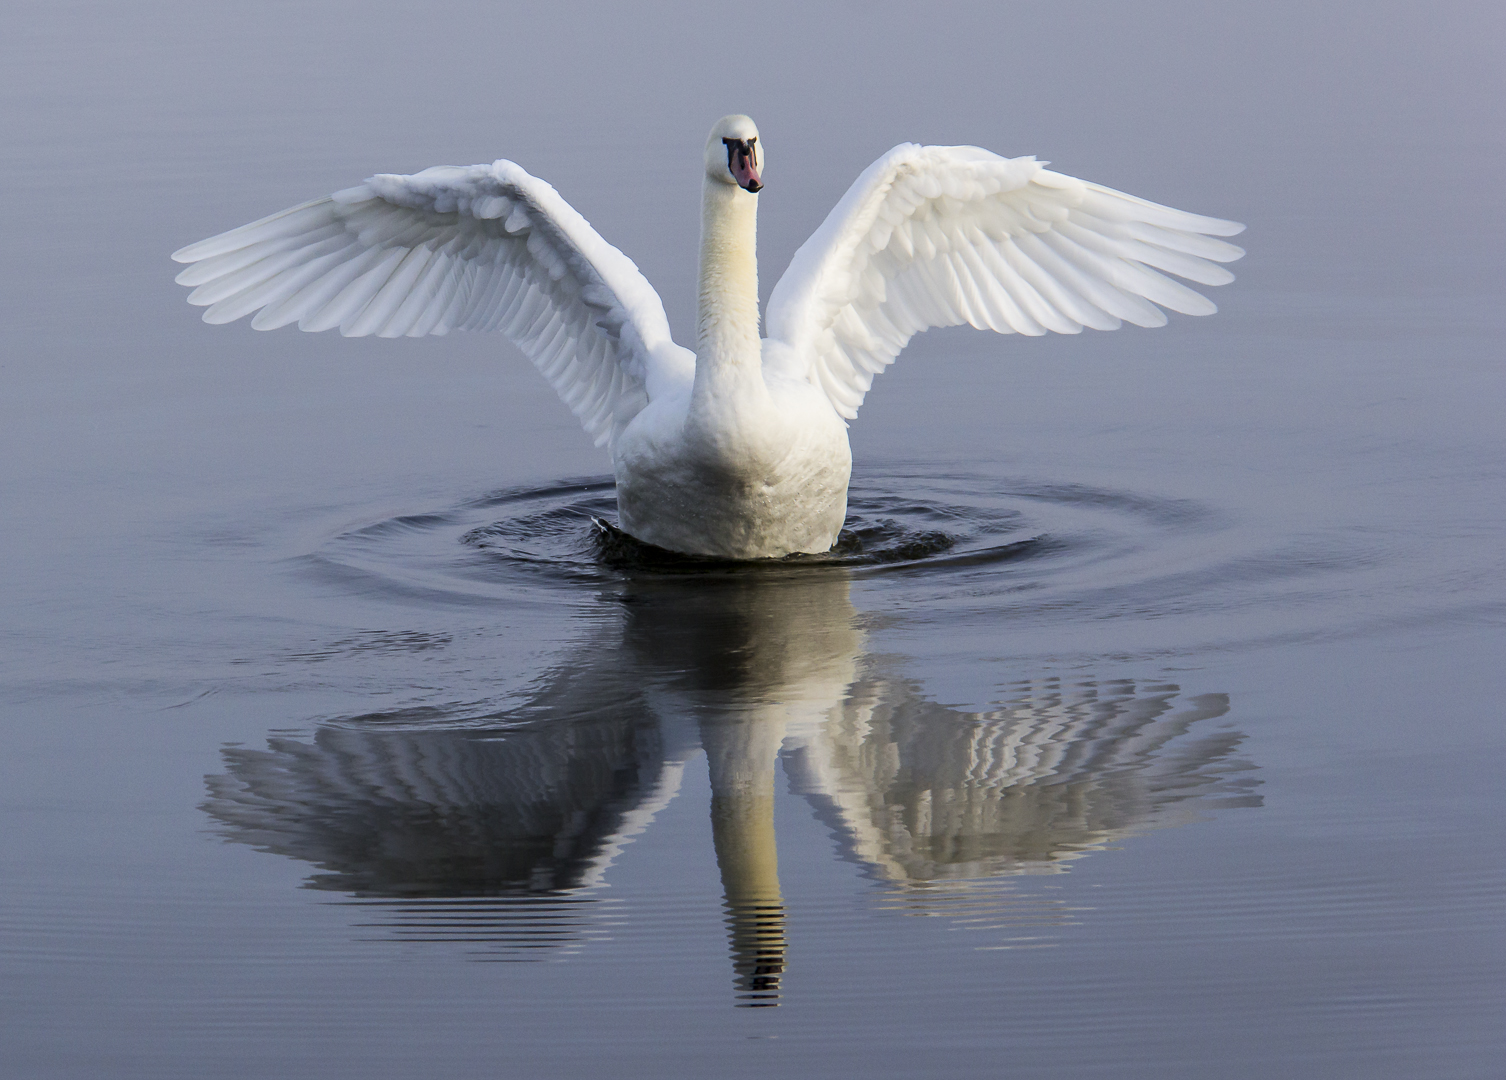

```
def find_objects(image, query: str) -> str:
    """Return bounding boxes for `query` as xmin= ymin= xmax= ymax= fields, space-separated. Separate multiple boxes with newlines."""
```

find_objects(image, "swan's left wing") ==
xmin=765 ymin=145 xmax=1245 ymax=419
xmin=173 ymin=162 xmax=692 ymax=448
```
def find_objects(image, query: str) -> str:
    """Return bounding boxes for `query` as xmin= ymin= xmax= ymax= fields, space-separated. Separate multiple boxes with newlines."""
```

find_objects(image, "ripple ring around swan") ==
xmin=298 ymin=467 xmax=1249 ymax=615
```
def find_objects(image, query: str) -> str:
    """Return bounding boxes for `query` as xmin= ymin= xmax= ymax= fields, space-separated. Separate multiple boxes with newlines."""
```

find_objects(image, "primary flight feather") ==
xmin=173 ymin=115 xmax=1244 ymax=558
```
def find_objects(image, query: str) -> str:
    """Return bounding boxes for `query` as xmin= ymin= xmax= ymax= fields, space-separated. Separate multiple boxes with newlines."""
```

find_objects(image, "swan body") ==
xmin=173 ymin=115 xmax=1244 ymax=558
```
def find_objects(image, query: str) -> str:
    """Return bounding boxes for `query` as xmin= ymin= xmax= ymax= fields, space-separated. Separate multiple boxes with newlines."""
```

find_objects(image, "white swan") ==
xmin=173 ymin=115 xmax=1244 ymax=558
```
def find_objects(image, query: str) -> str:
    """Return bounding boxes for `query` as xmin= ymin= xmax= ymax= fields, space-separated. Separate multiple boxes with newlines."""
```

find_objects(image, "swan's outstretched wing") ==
xmin=765 ymin=145 xmax=1245 ymax=419
xmin=172 ymin=162 xmax=693 ymax=447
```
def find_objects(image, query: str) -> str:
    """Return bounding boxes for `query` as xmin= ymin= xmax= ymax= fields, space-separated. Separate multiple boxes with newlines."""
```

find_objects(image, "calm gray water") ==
xmin=3 ymin=2 xmax=1504 ymax=1077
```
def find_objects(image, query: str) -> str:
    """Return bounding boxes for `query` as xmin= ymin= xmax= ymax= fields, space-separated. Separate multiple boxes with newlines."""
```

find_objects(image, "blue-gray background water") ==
xmin=3 ymin=2 xmax=1503 ymax=1077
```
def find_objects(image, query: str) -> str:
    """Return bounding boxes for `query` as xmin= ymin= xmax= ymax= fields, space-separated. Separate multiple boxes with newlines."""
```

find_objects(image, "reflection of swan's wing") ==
xmin=766 ymin=145 xmax=1244 ymax=419
xmin=172 ymin=162 xmax=694 ymax=447
xmin=202 ymin=618 xmax=692 ymax=959
xmin=786 ymin=678 xmax=1259 ymax=883
xmin=203 ymin=717 xmax=671 ymax=899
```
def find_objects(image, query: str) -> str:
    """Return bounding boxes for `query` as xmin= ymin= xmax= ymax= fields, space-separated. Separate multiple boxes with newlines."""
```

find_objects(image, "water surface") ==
xmin=3 ymin=2 xmax=1504 ymax=1077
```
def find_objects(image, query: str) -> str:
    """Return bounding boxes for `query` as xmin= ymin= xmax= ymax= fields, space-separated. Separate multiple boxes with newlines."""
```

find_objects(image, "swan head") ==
xmin=705 ymin=115 xmax=762 ymax=193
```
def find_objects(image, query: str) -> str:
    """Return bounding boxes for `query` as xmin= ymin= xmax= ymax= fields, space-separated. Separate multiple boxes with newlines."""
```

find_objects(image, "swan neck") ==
xmin=696 ymin=180 xmax=761 ymax=371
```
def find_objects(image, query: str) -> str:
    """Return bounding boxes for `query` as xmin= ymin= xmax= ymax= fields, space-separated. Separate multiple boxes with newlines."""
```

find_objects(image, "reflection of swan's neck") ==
xmin=711 ymin=790 xmax=784 ymax=1003
xmin=694 ymin=181 xmax=762 ymax=404
xmin=703 ymin=717 xmax=786 ymax=1005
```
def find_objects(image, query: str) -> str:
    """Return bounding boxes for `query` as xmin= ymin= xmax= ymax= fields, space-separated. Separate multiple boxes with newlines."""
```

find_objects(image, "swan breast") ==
xmin=613 ymin=376 xmax=850 ymax=558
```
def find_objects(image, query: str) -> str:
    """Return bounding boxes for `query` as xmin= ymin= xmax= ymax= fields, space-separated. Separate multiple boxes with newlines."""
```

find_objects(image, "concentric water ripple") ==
xmin=305 ymin=467 xmax=1234 ymax=601
xmin=290 ymin=463 xmax=1426 ymax=657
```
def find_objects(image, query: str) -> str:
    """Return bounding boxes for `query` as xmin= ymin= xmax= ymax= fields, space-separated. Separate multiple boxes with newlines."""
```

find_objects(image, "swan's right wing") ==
xmin=765 ymin=145 xmax=1245 ymax=419
xmin=172 ymin=161 xmax=693 ymax=448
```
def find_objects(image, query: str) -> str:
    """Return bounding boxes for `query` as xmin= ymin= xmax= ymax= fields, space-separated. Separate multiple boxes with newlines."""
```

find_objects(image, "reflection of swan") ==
xmin=174 ymin=116 xmax=1243 ymax=557
xmin=204 ymin=571 xmax=1257 ymax=997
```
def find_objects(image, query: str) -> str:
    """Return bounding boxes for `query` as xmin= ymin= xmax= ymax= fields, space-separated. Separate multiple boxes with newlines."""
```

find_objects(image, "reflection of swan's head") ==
xmin=704 ymin=114 xmax=762 ymax=192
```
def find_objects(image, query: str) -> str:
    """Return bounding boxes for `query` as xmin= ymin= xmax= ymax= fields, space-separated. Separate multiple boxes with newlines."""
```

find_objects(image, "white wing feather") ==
xmin=172 ymin=162 xmax=693 ymax=447
xmin=766 ymin=145 xmax=1245 ymax=419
